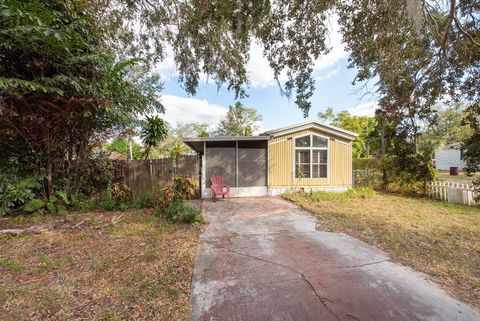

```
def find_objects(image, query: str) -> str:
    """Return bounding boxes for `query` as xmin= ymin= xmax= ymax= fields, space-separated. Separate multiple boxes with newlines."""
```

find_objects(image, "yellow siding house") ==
xmin=184 ymin=121 xmax=357 ymax=198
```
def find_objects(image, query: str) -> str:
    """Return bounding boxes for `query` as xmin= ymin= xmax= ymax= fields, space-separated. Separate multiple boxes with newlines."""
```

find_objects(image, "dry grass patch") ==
xmin=283 ymin=190 xmax=480 ymax=307
xmin=0 ymin=209 xmax=201 ymax=320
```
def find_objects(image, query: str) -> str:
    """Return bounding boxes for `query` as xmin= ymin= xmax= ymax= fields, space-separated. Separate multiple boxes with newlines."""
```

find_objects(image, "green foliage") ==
xmin=151 ymin=122 xmax=209 ymax=159
xmin=23 ymin=199 xmax=46 ymax=214
xmin=156 ymin=200 xmax=201 ymax=224
xmin=462 ymin=102 xmax=480 ymax=201
xmin=1 ymin=0 xmax=164 ymax=201
xmin=132 ymin=193 xmax=159 ymax=209
xmin=353 ymin=158 xmax=378 ymax=170
xmin=154 ymin=176 xmax=200 ymax=223
xmin=318 ymin=107 xmax=377 ymax=158
xmin=99 ymin=185 xmax=118 ymax=211
xmin=87 ymin=1 xmax=336 ymax=115
xmin=75 ymin=156 xmax=115 ymax=195
xmin=0 ymin=164 xmax=43 ymax=215
xmin=337 ymin=0 xmax=479 ymax=194
xmin=45 ymin=191 xmax=71 ymax=215
xmin=105 ymin=137 xmax=143 ymax=160
xmin=98 ymin=182 xmax=134 ymax=211
xmin=424 ymin=103 xmax=473 ymax=146
xmin=141 ymin=116 xmax=168 ymax=159
xmin=214 ymin=102 xmax=263 ymax=136
xmin=71 ymin=196 xmax=96 ymax=212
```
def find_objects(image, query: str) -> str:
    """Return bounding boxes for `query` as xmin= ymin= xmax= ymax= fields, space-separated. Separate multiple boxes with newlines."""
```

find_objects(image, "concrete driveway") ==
xmin=190 ymin=197 xmax=480 ymax=321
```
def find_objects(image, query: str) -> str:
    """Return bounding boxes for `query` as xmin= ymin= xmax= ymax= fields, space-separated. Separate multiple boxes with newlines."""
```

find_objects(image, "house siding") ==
xmin=268 ymin=128 xmax=352 ymax=187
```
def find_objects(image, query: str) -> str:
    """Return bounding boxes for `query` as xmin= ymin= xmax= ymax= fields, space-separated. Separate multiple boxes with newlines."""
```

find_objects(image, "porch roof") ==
xmin=183 ymin=136 xmax=269 ymax=153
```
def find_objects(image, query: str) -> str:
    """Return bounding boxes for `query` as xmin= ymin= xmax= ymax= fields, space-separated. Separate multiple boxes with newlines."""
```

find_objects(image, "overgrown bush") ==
xmin=156 ymin=200 xmax=201 ymax=223
xmin=75 ymin=155 xmax=115 ymax=195
xmin=172 ymin=176 xmax=198 ymax=199
xmin=99 ymin=182 xmax=134 ymax=211
xmin=0 ymin=165 xmax=43 ymax=215
xmin=154 ymin=176 xmax=201 ymax=223
xmin=71 ymin=195 xmax=97 ymax=212
xmin=132 ymin=193 xmax=159 ymax=209
xmin=353 ymin=158 xmax=378 ymax=170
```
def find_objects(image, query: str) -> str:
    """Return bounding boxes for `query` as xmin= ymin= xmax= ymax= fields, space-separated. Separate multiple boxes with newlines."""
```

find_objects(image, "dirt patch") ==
xmin=0 ymin=209 xmax=201 ymax=320
xmin=284 ymin=191 xmax=480 ymax=307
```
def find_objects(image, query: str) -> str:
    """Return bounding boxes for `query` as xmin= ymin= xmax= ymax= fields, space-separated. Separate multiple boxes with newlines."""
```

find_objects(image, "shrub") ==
xmin=156 ymin=200 xmax=201 ymax=223
xmin=111 ymin=182 xmax=134 ymax=202
xmin=172 ymin=176 xmax=198 ymax=200
xmin=99 ymin=185 xmax=118 ymax=210
xmin=99 ymin=183 xmax=134 ymax=211
xmin=23 ymin=199 xmax=46 ymax=214
xmin=45 ymin=190 xmax=71 ymax=215
xmin=158 ymin=186 xmax=177 ymax=207
xmin=353 ymin=158 xmax=378 ymax=170
xmin=132 ymin=193 xmax=159 ymax=209
xmin=0 ymin=165 xmax=43 ymax=215
xmin=71 ymin=195 xmax=97 ymax=212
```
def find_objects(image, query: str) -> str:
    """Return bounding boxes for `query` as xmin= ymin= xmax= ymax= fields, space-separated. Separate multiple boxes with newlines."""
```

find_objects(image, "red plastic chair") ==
xmin=210 ymin=176 xmax=230 ymax=202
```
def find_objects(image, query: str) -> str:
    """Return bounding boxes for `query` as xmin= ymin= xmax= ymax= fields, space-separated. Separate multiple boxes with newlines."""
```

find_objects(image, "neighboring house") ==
xmin=434 ymin=143 xmax=466 ymax=171
xmin=183 ymin=121 xmax=357 ymax=198
xmin=107 ymin=151 xmax=126 ymax=160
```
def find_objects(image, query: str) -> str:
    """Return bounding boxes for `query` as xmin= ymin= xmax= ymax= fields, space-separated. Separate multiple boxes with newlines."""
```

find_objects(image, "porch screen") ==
xmin=205 ymin=147 xmax=236 ymax=187
xmin=238 ymin=142 xmax=267 ymax=187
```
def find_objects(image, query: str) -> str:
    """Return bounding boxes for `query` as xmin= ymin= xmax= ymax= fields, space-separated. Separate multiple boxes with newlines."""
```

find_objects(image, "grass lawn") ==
xmin=283 ymin=190 xmax=480 ymax=307
xmin=437 ymin=170 xmax=480 ymax=183
xmin=0 ymin=208 xmax=201 ymax=320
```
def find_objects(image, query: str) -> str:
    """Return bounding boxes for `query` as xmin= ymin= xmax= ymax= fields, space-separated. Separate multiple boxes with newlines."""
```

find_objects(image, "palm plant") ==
xmin=140 ymin=116 xmax=168 ymax=159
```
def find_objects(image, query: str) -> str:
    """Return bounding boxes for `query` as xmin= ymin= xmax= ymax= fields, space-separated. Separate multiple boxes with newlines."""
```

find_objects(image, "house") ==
xmin=434 ymin=143 xmax=466 ymax=171
xmin=183 ymin=121 xmax=357 ymax=198
xmin=107 ymin=151 xmax=126 ymax=161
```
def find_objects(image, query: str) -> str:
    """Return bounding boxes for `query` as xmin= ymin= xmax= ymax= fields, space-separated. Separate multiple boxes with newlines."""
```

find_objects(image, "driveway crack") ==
xmin=206 ymin=242 xmax=341 ymax=321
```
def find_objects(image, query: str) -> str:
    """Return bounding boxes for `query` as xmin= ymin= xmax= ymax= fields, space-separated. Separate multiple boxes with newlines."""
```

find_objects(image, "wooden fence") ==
xmin=429 ymin=181 xmax=478 ymax=206
xmin=113 ymin=155 xmax=200 ymax=194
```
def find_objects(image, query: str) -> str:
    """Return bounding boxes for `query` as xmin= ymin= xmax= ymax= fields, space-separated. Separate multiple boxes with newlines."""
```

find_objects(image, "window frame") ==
xmin=293 ymin=133 xmax=329 ymax=179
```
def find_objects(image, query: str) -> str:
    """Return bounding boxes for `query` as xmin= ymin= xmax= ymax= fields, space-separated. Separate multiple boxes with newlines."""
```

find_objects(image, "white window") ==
xmin=294 ymin=134 xmax=328 ymax=178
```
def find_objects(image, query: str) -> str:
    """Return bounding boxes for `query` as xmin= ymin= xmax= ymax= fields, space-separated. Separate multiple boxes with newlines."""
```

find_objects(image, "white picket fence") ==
xmin=430 ymin=181 xmax=479 ymax=206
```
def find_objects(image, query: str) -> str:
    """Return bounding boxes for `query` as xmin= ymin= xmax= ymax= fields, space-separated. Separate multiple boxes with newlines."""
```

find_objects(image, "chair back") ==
xmin=210 ymin=176 xmax=225 ymax=192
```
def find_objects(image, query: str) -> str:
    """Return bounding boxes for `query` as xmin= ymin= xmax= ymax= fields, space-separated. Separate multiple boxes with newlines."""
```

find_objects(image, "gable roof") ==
xmin=261 ymin=121 xmax=358 ymax=141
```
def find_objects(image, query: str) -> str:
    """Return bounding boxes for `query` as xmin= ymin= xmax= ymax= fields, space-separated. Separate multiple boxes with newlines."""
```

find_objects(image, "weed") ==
xmin=142 ymin=250 xmax=159 ymax=262
xmin=156 ymin=200 xmax=201 ymax=223
xmin=0 ymin=256 xmax=25 ymax=272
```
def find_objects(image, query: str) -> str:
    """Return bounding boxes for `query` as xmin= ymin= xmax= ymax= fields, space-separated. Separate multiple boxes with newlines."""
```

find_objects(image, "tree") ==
xmin=318 ymin=107 xmax=377 ymax=158
xmin=336 ymin=0 xmax=479 ymax=193
xmin=105 ymin=137 xmax=143 ymax=160
xmin=152 ymin=122 xmax=210 ymax=159
xmin=85 ymin=0 xmax=339 ymax=116
xmin=0 ymin=0 xmax=164 ymax=197
xmin=463 ymin=103 xmax=480 ymax=200
xmin=421 ymin=103 xmax=473 ymax=148
xmin=215 ymin=102 xmax=262 ymax=136
xmin=140 ymin=116 xmax=168 ymax=159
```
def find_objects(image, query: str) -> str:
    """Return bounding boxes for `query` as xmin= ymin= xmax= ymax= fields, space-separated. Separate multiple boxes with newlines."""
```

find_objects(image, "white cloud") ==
xmin=246 ymin=14 xmax=347 ymax=88
xmin=153 ymin=45 xmax=177 ymax=80
xmin=159 ymin=95 xmax=228 ymax=125
xmin=346 ymin=101 xmax=378 ymax=117
xmin=316 ymin=67 xmax=340 ymax=81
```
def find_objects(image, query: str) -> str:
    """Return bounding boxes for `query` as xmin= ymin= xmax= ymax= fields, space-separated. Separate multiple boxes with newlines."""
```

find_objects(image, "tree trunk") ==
xmin=380 ymin=118 xmax=388 ymax=191
xmin=46 ymin=158 xmax=53 ymax=199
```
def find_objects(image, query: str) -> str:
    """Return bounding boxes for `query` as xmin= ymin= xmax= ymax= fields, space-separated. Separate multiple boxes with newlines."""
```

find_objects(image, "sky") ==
xmin=155 ymin=18 xmax=379 ymax=133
